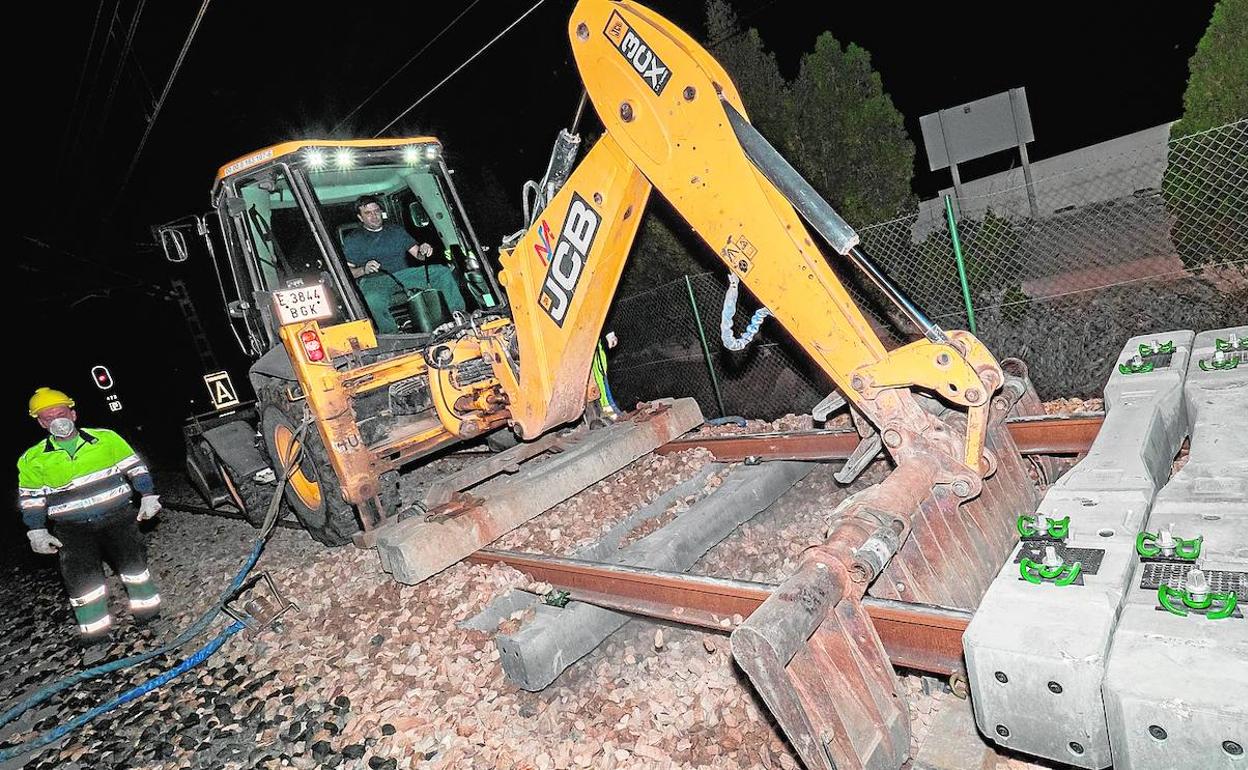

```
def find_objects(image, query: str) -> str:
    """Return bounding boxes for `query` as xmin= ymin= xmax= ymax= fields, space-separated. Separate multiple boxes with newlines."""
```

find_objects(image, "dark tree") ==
xmin=1173 ymin=0 xmax=1248 ymax=137
xmin=783 ymin=35 xmax=916 ymax=226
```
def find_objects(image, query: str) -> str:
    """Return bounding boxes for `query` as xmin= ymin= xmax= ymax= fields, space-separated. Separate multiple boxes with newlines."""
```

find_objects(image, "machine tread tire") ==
xmin=254 ymin=376 xmax=361 ymax=547
xmin=220 ymin=462 xmax=272 ymax=528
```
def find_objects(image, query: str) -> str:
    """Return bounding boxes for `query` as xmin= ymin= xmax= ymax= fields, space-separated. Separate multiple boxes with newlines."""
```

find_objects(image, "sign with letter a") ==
xmin=204 ymin=371 xmax=241 ymax=410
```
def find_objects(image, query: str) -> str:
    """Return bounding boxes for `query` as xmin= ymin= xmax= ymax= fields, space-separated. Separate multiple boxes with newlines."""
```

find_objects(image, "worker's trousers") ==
xmin=359 ymin=265 xmax=467 ymax=333
xmin=53 ymin=506 xmax=161 ymax=641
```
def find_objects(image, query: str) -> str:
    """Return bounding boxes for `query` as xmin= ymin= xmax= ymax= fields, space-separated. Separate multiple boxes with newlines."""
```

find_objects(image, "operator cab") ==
xmin=160 ymin=139 xmax=504 ymax=358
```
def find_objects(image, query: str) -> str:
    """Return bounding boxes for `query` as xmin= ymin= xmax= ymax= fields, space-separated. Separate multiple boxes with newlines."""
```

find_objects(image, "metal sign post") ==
xmin=920 ymin=87 xmax=1038 ymax=217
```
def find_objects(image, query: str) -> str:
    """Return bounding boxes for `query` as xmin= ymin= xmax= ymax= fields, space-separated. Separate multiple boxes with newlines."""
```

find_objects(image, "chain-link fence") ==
xmin=605 ymin=119 xmax=1247 ymax=418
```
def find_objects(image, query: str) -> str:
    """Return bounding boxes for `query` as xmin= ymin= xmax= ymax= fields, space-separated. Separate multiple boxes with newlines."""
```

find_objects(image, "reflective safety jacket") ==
xmin=17 ymin=429 xmax=154 ymax=529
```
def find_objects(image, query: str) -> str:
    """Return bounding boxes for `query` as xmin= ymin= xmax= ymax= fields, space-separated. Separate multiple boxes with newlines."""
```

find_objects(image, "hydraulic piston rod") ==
xmin=722 ymin=100 xmax=946 ymax=343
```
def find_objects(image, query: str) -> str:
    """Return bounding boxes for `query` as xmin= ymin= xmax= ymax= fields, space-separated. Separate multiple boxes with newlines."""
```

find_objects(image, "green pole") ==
xmin=945 ymin=195 xmax=977 ymax=334
xmin=685 ymin=275 xmax=727 ymax=417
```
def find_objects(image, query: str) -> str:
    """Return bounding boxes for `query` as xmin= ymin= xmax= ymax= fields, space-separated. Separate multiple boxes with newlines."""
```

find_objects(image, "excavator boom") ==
xmin=497 ymin=0 xmax=997 ymax=463
xmin=488 ymin=2 xmax=1042 ymax=768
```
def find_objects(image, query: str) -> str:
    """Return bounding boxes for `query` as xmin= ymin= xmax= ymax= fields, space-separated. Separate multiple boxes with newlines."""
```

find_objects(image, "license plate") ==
xmin=273 ymin=284 xmax=332 ymax=325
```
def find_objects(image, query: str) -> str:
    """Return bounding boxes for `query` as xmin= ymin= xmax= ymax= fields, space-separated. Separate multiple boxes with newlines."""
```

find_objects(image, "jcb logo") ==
xmin=604 ymin=10 xmax=671 ymax=95
xmin=538 ymin=194 xmax=601 ymax=327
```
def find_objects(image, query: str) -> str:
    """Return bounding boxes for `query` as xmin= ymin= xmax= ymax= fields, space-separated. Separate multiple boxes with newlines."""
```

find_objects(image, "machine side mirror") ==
xmin=158 ymin=228 xmax=190 ymax=263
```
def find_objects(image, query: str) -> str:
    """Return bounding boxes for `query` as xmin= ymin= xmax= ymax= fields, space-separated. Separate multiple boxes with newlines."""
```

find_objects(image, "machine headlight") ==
xmin=305 ymin=148 xmax=327 ymax=170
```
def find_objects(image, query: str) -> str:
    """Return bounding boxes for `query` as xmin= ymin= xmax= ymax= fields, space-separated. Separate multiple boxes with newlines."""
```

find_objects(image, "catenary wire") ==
xmin=331 ymin=0 xmax=484 ymax=136
xmin=373 ymin=0 xmax=549 ymax=137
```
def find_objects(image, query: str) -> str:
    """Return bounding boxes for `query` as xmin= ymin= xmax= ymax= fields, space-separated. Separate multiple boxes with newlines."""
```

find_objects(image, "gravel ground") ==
xmin=1 ymin=466 xmax=797 ymax=770
xmin=1 ymin=403 xmax=1067 ymax=769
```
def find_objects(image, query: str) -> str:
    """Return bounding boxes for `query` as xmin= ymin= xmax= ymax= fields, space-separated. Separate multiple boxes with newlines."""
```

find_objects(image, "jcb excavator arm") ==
xmin=491 ymin=0 xmax=999 ymax=470
xmin=486 ymin=4 xmax=1027 ymax=767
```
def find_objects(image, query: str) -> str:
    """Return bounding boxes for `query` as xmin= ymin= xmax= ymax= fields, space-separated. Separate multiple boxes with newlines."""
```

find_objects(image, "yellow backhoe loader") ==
xmin=158 ymin=2 xmax=1044 ymax=766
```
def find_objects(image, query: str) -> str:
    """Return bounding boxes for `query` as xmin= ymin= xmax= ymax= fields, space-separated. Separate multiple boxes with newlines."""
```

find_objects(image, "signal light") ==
xmin=299 ymin=329 xmax=325 ymax=362
xmin=91 ymin=365 xmax=114 ymax=391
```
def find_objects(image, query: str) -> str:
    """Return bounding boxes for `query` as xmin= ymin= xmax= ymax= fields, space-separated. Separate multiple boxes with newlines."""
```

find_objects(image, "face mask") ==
xmin=48 ymin=417 xmax=76 ymax=439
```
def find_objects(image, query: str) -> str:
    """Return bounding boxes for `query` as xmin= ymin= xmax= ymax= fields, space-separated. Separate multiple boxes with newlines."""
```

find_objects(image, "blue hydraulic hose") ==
xmin=0 ymin=621 xmax=246 ymax=761
xmin=0 ymin=418 xmax=305 ymax=760
xmin=0 ymin=538 xmax=263 ymax=730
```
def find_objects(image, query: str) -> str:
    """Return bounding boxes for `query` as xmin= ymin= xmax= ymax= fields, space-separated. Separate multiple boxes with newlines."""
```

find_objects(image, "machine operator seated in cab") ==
xmin=342 ymin=194 xmax=467 ymax=334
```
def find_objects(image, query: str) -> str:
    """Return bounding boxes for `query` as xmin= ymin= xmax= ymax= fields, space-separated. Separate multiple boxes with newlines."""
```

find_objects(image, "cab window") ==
xmin=235 ymin=168 xmax=325 ymax=289
xmin=231 ymin=166 xmax=350 ymax=323
xmin=301 ymin=155 xmax=499 ymax=334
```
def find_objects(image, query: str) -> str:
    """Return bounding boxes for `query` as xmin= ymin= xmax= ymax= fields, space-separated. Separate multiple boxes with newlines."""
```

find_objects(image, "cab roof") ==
xmin=215 ymin=137 xmax=440 ymax=182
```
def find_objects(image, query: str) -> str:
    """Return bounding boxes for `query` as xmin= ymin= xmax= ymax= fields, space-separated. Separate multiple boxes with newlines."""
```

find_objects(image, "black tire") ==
xmin=254 ymin=377 xmax=361 ymax=547
xmin=218 ymin=459 xmax=272 ymax=528
xmin=485 ymin=426 xmax=520 ymax=453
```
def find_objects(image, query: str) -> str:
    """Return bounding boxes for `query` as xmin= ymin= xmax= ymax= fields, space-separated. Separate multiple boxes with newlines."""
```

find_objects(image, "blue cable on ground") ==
xmin=0 ymin=538 xmax=263 ymax=730
xmin=0 ymin=621 xmax=245 ymax=762
xmin=0 ymin=418 xmax=304 ymax=760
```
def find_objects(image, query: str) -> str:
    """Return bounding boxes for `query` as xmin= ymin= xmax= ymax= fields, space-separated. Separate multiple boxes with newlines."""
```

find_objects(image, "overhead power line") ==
xmin=21 ymin=235 xmax=168 ymax=295
xmin=58 ymin=0 xmax=121 ymax=197
xmin=105 ymin=0 xmax=212 ymax=223
xmin=95 ymin=0 xmax=148 ymax=141
xmin=55 ymin=0 xmax=108 ymax=182
xmin=331 ymin=0 xmax=484 ymax=136
xmin=107 ymin=9 xmax=159 ymax=108
xmin=374 ymin=0 xmax=549 ymax=137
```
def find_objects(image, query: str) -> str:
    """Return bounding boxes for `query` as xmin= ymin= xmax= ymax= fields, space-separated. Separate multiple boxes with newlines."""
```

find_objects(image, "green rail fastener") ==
xmin=1175 ymin=538 xmax=1204 ymax=560
xmin=1138 ymin=340 xmax=1175 ymax=357
xmin=1157 ymin=585 xmax=1237 ymax=619
xmin=1199 ymin=350 xmax=1241 ymax=371
xmin=1136 ymin=530 xmax=1203 ymax=560
xmin=1019 ymin=558 xmax=1082 ymax=586
xmin=543 ymin=589 xmax=571 ymax=608
xmin=1017 ymin=514 xmax=1070 ymax=540
xmin=1215 ymin=334 xmax=1243 ymax=352
xmin=1119 ymin=355 xmax=1155 ymax=375
xmin=944 ymin=195 xmax=976 ymax=334
xmin=685 ymin=275 xmax=727 ymax=418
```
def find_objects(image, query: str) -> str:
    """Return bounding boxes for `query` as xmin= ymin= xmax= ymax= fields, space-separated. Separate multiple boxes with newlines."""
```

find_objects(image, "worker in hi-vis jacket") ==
xmin=18 ymin=387 xmax=163 ymax=659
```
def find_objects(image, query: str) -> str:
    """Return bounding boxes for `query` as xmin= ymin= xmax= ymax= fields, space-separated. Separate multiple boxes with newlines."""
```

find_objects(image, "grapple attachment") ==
xmin=733 ymin=374 xmax=1042 ymax=770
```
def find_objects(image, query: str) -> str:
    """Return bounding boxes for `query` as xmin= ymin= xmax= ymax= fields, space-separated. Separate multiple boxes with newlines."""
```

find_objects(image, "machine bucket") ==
xmin=733 ymin=379 xmax=1044 ymax=769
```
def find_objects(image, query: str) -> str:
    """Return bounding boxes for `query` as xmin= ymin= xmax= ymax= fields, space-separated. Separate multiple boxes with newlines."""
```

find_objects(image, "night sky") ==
xmin=13 ymin=0 xmax=1216 ymax=475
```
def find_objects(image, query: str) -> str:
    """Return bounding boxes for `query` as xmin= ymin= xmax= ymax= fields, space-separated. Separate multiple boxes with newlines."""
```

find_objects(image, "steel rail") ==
xmin=655 ymin=414 xmax=1103 ymax=462
xmin=469 ymin=549 xmax=971 ymax=677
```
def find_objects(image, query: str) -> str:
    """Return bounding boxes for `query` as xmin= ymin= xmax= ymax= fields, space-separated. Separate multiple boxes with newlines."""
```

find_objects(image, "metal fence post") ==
xmin=945 ymin=195 xmax=978 ymax=334
xmin=685 ymin=275 xmax=727 ymax=418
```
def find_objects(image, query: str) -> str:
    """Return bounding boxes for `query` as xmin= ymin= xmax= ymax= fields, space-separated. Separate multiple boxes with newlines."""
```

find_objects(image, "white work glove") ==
xmin=137 ymin=494 xmax=162 ymax=521
xmin=410 ymin=242 xmax=434 ymax=260
xmin=28 ymin=529 xmax=62 ymax=555
xmin=364 ymin=260 xmax=381 ymax=274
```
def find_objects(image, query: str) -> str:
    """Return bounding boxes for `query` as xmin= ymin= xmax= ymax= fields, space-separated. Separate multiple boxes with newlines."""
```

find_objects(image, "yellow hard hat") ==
xmin=28 ymin=387 xmax=75 ymax=418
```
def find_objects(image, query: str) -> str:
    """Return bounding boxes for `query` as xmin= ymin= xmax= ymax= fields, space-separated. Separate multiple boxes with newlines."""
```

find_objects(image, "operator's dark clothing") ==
xmin=342 ymin=224 xmax=467 ymax=332
xmin=17 ymin=429 xmax=160 ymax=639
xmin=342 ymin=224 xmax=419 ymax=275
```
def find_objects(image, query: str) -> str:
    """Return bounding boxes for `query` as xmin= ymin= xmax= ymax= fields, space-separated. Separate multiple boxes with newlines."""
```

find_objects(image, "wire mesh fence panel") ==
xmin=605 ymin=119 xmax=1247 ymax=416
xmin=604 ymin=276 xmax=723 ymax=418
xmin=606 ymin=273 xmax=832 ymax=420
